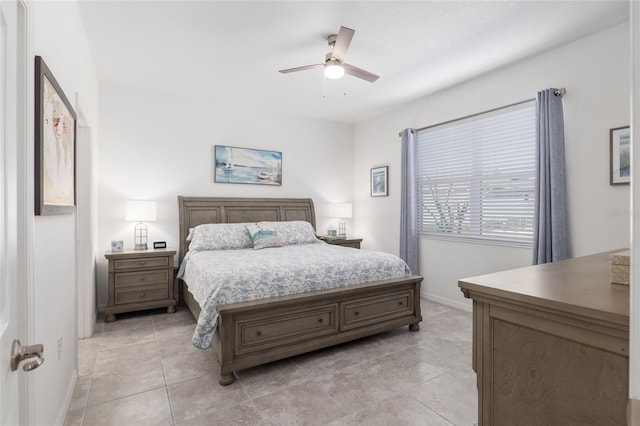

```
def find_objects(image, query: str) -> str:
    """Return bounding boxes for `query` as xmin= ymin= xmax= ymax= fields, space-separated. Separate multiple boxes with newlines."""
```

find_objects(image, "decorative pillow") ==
xmin=258 ymin=221 xmax=317 ymax=245
xmin=245 ymin=223 xmax=284 ymax=250
xmin=188 ymin=223 xmax=253 ymax=251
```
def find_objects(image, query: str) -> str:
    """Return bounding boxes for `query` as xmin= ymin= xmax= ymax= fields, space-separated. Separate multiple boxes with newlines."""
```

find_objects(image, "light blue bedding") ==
xmin=178 ymin=241 xmax=411 ymax=349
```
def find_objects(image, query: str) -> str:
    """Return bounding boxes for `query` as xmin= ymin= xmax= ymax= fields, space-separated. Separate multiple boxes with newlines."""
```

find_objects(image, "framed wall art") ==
xmin=371 ymin=165 xmax=389 ymax=197
xmin=610 ymin=126 xmax=630 ymax=185
xmin=214 ymin=145 xmax=282 ymax=185
xmin=34 ymin=56 xmax=77 ymax=215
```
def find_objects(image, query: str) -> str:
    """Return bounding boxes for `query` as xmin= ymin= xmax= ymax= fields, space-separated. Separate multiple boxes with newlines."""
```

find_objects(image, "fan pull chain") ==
xmin=323 ymin=74 xmax=326 ymax=98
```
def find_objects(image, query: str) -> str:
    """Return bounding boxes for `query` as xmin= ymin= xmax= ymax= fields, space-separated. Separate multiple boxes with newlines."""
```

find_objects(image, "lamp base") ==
xmin=134 ymin=222 xmax=149 ymax=250
xmin=339 ymin=220 xmax=347 ymax=237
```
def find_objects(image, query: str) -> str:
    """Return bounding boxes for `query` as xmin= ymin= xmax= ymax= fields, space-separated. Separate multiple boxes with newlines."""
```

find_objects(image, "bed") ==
xmin=177 ymin=196 xmax=423 ymax=385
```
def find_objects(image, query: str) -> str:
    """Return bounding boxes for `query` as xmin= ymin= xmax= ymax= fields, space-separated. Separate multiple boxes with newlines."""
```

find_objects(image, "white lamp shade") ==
xmin=330 ymin=203 xmax=352 ymax=219
xmin=126 ymin=200 xmax=157 ymax=222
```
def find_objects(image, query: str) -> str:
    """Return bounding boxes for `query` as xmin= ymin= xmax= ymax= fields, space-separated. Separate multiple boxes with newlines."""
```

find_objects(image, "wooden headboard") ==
xmin=177 ymin=196 xmax=316 ymax=262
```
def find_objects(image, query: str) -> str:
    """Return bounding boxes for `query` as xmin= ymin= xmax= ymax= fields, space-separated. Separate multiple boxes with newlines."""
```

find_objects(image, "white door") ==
xmin=0 ymin=1 xmax=31 ymax=424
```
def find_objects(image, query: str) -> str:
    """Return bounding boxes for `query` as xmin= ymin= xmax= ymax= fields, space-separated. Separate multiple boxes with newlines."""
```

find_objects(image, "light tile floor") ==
xmin=64 ymin=299 xmax=478 ymax=426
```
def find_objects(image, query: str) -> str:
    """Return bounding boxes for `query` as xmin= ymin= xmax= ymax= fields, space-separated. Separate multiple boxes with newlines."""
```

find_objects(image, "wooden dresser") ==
xmin=459 ymin=251 xmax=630 ymax=426
xmin=104 ymin=248 xmax=177 ymax=322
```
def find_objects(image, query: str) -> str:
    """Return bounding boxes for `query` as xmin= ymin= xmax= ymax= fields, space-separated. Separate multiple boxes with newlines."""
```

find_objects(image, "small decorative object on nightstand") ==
xmin=104 ymin=248 xmax=177 ymax=322
xmin=319 ymin=236 xmax=362 ymax=249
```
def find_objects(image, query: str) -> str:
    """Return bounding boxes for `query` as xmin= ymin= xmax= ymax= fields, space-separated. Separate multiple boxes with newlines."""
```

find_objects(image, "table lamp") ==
xmin=126 ymin=200 xmax=157 ymax=250
xmin=331 ymin=203 xmax=352 ymax=237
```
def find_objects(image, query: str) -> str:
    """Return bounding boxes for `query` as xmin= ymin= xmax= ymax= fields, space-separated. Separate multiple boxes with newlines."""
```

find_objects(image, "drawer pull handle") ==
xmin=141 ymin=277 xmax=146 ymax=281
xmin=256 ymin=331 xmax=262 ymax=336
xmin=318 ymin=318 xmax=323 ymax=323
xmin=139 ymin=261 xmax=146 ymax=265
xmin=354 ymin=311 xmax=359 ymax=316
xmin=139 ymin=292 xmax=146 ymax=297
xmin=398 ymin=301 xmax=403 ymax=306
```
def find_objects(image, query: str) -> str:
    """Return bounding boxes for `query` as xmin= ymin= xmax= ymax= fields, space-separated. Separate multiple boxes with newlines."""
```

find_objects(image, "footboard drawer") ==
xmin=341 ymin=290 xmax=415 ymax=331
xmin=235 ymin=304 xmax=339 ymax=354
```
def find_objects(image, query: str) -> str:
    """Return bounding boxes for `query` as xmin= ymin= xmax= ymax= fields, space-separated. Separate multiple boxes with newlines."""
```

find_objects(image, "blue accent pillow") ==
xmin=245 ymin=223 xmax=283 ymax=250
xmin=257 ymin=221 xmax=317 ymax=245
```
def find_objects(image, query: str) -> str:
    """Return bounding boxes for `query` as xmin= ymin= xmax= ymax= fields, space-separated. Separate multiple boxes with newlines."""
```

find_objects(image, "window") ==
xmin=416 ymin=101 xmax=536 ymax=247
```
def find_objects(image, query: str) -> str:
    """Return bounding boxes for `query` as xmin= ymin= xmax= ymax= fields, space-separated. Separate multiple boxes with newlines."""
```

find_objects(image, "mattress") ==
xmin=178 ymin=241 xmax=411 ymax=349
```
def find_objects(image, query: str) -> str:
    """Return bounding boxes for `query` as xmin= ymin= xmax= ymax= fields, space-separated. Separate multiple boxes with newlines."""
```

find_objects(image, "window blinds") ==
xmin=416 ymin=100 xmax=536 ymax=246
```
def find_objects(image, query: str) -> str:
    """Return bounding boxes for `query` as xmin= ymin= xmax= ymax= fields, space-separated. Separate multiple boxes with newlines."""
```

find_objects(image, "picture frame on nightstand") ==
xmin=110 ymin=240 xmax=123 ymax=253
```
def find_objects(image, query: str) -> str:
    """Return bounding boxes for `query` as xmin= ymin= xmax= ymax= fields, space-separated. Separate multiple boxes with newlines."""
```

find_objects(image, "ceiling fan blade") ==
xmin=344 ymin=63 xmax=379 ymax=83
xmin=331 ymin=26 xmax=355 ymax=62
xmin=279 ymin=64 xmax=323 ymax=74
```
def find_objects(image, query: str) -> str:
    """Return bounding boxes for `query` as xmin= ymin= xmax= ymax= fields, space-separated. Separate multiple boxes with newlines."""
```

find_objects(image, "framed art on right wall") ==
xmin=610 ymin=126 xmax=630 ymax=185
xmin=371 ymin=166 xmax=389 ymax=197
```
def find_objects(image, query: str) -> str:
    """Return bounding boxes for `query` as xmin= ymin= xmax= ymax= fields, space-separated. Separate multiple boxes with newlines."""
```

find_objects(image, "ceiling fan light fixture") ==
xmin=324 ymin=59 xmax=344 ymax=79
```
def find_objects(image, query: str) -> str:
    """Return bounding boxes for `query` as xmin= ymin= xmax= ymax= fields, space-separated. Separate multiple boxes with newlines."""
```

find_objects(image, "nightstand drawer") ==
xmin=115 ymin=270 xmax=168 ymax=288
xmin=115 ymin=284 xmax=168 ymax=305
xmin=114 ymin=256 xmax=169 ymax=270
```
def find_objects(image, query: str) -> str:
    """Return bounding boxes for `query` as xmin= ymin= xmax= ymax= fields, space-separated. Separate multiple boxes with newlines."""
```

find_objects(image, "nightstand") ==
xmin=324 ymin=238 xmax=362 ymax=249
xmin=104 ymin=248 xmax=177 ymax=322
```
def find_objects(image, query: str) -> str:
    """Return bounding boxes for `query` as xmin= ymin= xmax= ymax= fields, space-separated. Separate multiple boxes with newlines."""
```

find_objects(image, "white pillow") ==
xmin=188 ymin=223 xmax=253 ymax=251
xmin=257 ymin=221 xmax=317 ymax=245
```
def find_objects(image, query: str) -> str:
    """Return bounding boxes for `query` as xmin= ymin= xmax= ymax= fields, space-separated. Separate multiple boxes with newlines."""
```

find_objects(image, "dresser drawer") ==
xmin=115 ymin=284 xmax=168 ymax=305
xmin=341 ymin=290 xmax=414 ymax=331
xmin=114 ymin=256 xmax=169 ymax=270
xmin=115 ymin=270 xmax=168 ymax=288
xmin=235 ymin=304 xmax=338 ymax=355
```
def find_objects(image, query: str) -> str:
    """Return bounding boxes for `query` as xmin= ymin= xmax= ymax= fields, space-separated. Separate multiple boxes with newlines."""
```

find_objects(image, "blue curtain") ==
xmin=400 ymin=128 xmax=418 ymax=274
xmin=533 ymin=89 xmax=571 ymax=264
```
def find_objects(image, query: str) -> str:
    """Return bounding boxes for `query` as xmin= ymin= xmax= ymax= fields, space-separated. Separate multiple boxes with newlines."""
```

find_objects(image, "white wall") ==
xmin=354 ymin=23 xmax=631 ymax=310
xmin=31 ymin=1 xmax=98 ymax=424
xmin=96 ymin=82 xmax=354 ymax=309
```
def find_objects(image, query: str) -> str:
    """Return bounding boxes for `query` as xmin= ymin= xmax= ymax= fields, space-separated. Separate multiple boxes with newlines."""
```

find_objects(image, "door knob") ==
xmin=11 ymin=339 xmax=45 ymax=372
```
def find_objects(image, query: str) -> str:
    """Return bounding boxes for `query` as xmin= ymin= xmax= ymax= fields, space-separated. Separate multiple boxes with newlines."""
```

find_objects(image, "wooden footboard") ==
xmin=177 ymin=196 xmax=423 ymax=385
xmin=181 ymin=275 xmax=422 ymax=385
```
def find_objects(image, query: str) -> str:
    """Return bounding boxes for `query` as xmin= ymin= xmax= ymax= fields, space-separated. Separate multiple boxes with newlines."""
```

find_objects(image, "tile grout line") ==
xmin=152 ymin=314 xmax=178 ymax=425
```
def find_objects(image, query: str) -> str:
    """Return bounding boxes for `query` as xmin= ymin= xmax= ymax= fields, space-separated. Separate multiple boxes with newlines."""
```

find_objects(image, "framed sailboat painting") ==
xmin=213 ymin=145 xmax=282 ymax=185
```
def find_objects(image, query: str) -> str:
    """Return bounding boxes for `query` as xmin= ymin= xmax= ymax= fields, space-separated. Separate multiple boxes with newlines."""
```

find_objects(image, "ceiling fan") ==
xmin=279 ymin=26 xmax=379 ymax=83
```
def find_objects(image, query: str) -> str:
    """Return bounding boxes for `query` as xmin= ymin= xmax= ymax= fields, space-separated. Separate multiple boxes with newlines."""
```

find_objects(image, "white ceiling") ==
xmin=77 ymin=1 xmax=629 ymax=124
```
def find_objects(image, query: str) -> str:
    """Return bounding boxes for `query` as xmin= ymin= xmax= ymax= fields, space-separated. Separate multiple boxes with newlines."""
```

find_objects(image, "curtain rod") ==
xmin=398 ymin=87 xmax=566 ymax=137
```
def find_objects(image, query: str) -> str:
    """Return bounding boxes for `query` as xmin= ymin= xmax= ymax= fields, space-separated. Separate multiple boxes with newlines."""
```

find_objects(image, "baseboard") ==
xmin=421 ymin=292 xmax=472 ymax=313
xmin=89 ymin=309 xmax=97 ymax=336
xmin=629 ymin=398 xmax=640 ymax=425
xmin=55 ymin=368 xmax=77 ymax=426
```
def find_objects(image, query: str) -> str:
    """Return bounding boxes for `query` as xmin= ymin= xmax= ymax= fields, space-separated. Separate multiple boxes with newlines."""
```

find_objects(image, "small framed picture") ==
xmin=610 ymin=126 xmax=630 ymax=185
xmin=111 ymin=240 xmax=124 ymax=253
xmin=370 ymin=166 xmax=389 ymax=197
xmin=153 ymin=241 xmax=167 ymax=249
